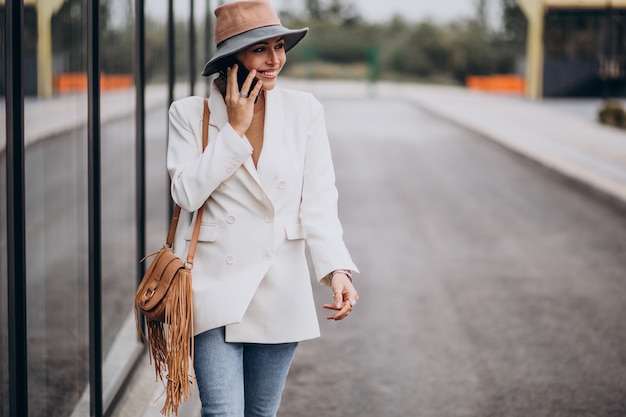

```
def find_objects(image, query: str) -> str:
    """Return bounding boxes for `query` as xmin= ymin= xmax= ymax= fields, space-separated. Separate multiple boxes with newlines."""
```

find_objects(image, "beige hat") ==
xmin=201 ymin=0 xmax=308 ymax=76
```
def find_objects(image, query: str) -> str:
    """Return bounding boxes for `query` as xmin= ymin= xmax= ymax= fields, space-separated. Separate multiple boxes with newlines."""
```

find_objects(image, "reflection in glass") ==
xmin=100 ymin=0 xmax=137 ymax=358
xmin=2 ymin=0 xmax=209 ymax=414
xmin=193 ymin=0 xmax=209 ymax=97
xmin=25 ymin=1 xmax=90 ymax=415
xmin=145 ymin=0 xmax=170 ymax=251
xmin=175 ymin=0 xmax=191 ymax=100
xmin=99 ymin=0 xmax=146 ymax=403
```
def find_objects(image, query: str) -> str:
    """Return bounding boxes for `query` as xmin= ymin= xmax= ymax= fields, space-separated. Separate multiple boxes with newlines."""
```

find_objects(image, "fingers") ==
xmin=225 ymin=64 xmax=263 ymax=136
xmin=240 ymin=68 xmax=263 ymax=99
xmin=330 ymin=276 xmax=358 ymax=309
xmin=334 ymin=291 xmax=343 ymax=309
xmin=249 ymin=77 xmax=263 ymax=99
xmin=323 ymin=285 xmax=359 ymax=321
xmin=228 ymin=64 xmax=262 ymax=99
xmin=323 ymin=300 xmax=353 ymax=321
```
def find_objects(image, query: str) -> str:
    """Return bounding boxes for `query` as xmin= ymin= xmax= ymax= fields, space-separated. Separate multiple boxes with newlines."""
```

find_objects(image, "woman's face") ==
xmin=235 ymin=36 xmax=286 ymax=91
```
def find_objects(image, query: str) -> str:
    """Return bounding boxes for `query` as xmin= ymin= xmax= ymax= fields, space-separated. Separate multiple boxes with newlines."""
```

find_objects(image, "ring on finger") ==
xmin=239 ymin=91 xmax=249 ymax=98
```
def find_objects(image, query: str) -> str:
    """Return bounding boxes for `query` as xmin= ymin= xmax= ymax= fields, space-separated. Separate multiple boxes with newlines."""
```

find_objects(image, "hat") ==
xmin=201 ymin=0 xmax=308 ymax=76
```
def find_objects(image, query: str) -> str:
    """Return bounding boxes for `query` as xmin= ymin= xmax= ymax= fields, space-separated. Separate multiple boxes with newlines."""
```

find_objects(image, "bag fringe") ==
xmin=136 ymin=267 xmax=194 ymax=416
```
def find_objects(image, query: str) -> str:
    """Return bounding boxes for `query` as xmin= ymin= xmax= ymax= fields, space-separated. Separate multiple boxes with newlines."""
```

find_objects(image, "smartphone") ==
xmin=219 ymin=57 xmax=260 ymax=94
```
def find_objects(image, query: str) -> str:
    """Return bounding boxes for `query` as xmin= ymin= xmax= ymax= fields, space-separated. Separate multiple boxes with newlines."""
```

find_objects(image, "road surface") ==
xmin=278 ymin=96 xmax=626 ymax=417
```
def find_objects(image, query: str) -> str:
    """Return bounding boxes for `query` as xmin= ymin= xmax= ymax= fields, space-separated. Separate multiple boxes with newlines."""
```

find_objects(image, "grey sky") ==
xmin=142 ymin=0 xmax=501 ymax=27
xmin=271 ymin=0 xmax=501 ymax=24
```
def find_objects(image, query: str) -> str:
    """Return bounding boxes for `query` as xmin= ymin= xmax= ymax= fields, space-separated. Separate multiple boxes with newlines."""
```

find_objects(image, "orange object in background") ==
xmin=466 ymin=75 xmax=525 ymax=94
xmin=54 ymin=73 xmax=133 ymax=93
xmin=101 ymin=74 xmax=134 ymax=90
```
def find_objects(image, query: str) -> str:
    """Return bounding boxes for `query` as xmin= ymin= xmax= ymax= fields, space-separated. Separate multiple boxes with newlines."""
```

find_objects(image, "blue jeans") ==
xmin=193 ymin=327 xmax=298 ymax=417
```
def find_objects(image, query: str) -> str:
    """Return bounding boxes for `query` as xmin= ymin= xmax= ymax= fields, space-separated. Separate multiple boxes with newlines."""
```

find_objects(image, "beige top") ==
xmin=246 ymin=95 xmax=265 ymax=167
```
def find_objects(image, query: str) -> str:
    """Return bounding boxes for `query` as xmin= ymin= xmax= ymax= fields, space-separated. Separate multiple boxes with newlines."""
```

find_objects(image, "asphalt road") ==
xmin=278 ymin=97 xmax=626 ymax=417
xmin=7 ymin=92 xmax=626 ymax=417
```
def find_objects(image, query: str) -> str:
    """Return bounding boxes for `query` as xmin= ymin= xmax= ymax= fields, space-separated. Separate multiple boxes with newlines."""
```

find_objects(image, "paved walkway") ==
xmin=403 ymin=84 xmax=626 ymax=207
xmin=5 ymin=79 xmax=625 ymax=416
xmin=5 ymin=79 xmax=624 ymax=208
xmin=0 ymin=83 xmax=191 ymax=149
xmin=284 ymin=79 xmax=626 ymax=207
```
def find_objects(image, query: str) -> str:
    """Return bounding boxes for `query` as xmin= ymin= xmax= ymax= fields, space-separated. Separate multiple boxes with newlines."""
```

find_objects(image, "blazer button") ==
xmin=262 ymin=249 xmax=272 ymax=259
xmin=227 ymin=215 xmax=236 ymax=224
xmin=219 ymin=182 xmax=228 ymax=191
xmin=225 ymin=255 xmax=235 ymax=265
xmin=264 ymin=215 xmax=273 ymax=223
xmin=278 ymin=180 xmax=286 ymax=189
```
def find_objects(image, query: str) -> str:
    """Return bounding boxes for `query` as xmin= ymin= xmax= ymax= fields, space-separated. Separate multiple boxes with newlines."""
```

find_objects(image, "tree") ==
xmin=303 ymin=0 xmax=361 ymax=24
xmin=501 ymin=0 xmax=527 ymax=47
xmin=305 ymin=0 xmax=323 ymax=20
xmin=475 ymin=0 xmax=488 ymax=30
xmin=387 ymin=21 xmax=451 ymax=77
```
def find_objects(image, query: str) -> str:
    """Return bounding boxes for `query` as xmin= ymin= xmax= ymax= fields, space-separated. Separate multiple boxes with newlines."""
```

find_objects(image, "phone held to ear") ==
xmin=219 ymin=58 xmax=260 ymax=101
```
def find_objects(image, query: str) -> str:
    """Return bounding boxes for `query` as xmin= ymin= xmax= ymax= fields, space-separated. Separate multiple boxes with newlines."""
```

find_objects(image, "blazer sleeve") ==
xmin=300 ymin=94 xmax=359 ymax=283
xmin=167 ymin=97 xmax=253 ymax=212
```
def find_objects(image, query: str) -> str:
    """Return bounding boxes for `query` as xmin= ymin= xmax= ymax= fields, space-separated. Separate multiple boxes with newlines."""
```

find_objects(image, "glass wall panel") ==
xmin=145 ymin=0 xmax=170 ymax=250
xmin=3 ymin=1 xmax=208 ymax=415
xmin=99 ymin=0 xmax=142 ymax=400
xmin=175 ymin=1 xmax=191 ymax=100
xmin=194 ymin=0 xmax=210 ymax=97
xmin=24 ymin=1 xmax=90 ymax=415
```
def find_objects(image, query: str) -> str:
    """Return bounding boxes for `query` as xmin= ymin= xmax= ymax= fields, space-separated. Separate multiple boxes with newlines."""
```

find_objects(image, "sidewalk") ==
xmin=400 ymin=83 xmax=626 ymax=207
xmin=7 ymin=79 xmax=625 ymax=417
xmin=0 ymin=83 xmax=193 ymax=151
xmin=7 ymin=80 xmax=625 ymax=210
xmin=110 ymin=80 xmax=626 ymax=416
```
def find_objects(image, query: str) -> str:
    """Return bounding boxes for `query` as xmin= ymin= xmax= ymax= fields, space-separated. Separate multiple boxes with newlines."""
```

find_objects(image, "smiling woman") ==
xmin=164 ymin=0 xmax=360 ymax=416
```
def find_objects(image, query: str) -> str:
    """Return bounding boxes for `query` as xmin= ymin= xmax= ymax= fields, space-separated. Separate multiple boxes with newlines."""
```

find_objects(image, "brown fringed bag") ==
xmin=135 ymin=98 xmax=210 ymax=416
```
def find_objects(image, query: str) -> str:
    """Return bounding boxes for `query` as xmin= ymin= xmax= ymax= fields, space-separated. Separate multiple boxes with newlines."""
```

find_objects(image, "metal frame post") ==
xmin=6 ymin=0 xmax=27 ymax=413
xmin=168 ymin=0 xmax=175 ymax=106
xmin=87 ymin=0 xmax=103 ymax=415
xmin=190 ymin=0 xmax=196 ymax=95
xmin=136 ymin=0 xmax=146 ymax=285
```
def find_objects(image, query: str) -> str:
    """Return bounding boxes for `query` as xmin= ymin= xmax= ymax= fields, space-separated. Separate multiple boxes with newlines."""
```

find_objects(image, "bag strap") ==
xmin=164 ymin=99 xmax=210 ymax=262
xmin=184 ymin=99 xmax=210 ymax=268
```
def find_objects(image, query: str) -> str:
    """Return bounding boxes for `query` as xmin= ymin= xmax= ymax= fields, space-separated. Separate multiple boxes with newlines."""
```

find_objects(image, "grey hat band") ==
xmin=202 ymin=25 xmax=308 ymax=76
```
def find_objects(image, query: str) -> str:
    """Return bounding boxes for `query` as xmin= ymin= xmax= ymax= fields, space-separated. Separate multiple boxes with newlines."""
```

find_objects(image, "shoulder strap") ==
xmin=164 ymin=99 xmax=210 ymax=259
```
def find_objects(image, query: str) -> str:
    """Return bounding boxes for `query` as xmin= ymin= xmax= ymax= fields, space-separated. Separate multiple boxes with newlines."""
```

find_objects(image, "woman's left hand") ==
xmin=323 ymin=273 xmax=358 ymax=321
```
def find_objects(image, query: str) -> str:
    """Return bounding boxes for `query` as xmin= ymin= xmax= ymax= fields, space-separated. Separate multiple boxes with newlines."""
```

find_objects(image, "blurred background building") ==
xmin=518 ymin=0 xmax=626 ymax=99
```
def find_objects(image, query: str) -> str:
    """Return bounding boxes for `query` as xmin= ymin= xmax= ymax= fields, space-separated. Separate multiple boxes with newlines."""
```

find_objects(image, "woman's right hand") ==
xmin=323 ymin=273 xmax=358 ymax=321
xmin=225 ymin=64 xmax=263 ymax=137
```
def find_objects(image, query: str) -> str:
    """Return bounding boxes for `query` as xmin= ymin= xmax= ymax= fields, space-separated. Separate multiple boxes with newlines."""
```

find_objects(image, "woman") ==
xmin=167 ymin=1 xmax=359 ymax=415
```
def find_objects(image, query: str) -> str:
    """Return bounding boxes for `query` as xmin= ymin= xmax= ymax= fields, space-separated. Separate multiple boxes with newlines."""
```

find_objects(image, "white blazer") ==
xmin=167 ymin=81 xmax=358 ymax=343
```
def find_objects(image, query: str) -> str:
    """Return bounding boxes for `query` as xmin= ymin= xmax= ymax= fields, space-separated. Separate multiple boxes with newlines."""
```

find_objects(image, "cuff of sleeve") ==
xmin=223 ymin=122 xmax=253 ymax=153
xmin=321 ymin=269 xmax=353 ymax=287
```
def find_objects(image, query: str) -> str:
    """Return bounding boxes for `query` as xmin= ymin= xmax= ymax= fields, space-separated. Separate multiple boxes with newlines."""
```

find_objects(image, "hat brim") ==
xmin=201 ymin=25 xmax=308 ymax=76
